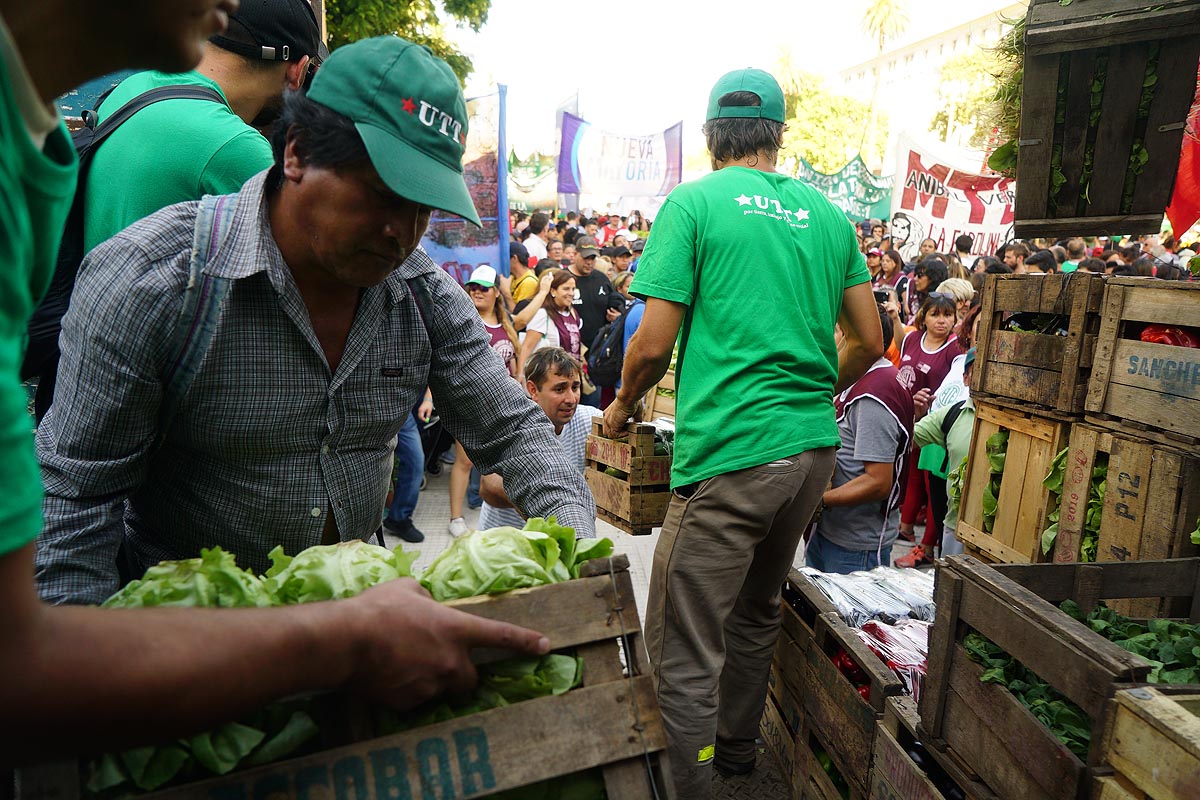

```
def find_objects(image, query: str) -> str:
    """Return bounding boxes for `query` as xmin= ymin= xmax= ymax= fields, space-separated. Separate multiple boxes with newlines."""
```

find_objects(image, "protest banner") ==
xmin=793 ymin=156 xmax=893 ymax=223
xmin=556 ymin=112 xmax=682 ymax=199
xmin=890 ymin=133 xmax=1016 ymax=263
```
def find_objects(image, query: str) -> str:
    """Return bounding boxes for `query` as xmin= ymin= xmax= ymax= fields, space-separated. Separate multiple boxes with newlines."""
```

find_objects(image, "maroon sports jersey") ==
xmin=896 ymin=331 xmax=959 ymax=396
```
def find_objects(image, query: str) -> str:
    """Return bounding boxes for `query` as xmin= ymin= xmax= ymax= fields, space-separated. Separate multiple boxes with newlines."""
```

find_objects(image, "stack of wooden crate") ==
xmin=584 ymin=420 xmax=671 ymax=536
xmin=959 ymin=275 xmax=1200 ymax=575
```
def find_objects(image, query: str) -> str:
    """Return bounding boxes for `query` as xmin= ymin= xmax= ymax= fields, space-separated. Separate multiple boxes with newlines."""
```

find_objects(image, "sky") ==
xmin=449 ymin=0 xmax=1022 ymax=160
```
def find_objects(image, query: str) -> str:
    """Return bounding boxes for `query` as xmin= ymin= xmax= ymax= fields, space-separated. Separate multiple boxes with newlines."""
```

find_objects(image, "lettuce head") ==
xmin=102 ymin=547 xmax=268 ymax=609
xmin=263 ymin=540 xmax=418 ymax=604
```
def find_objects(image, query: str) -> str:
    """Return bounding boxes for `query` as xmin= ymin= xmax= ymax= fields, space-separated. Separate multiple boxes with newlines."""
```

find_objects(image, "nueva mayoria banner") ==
xmin=556 ymin=112 xmax=682 ymax=198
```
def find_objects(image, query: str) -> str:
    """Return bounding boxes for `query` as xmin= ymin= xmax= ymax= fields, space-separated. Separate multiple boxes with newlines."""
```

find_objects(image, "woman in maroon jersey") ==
xmin=894 ymin=293 xmax=962 ymax=568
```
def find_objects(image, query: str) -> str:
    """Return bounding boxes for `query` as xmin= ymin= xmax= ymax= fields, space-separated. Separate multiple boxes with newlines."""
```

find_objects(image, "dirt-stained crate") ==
xmin=956 ymin=400 xmax=1072 ymax=564
xmin=919 ymin=556 xmax=1200 ymax=800
xmin=643 ymin=369 xmax=675 ymax=420
xmin=971 ymin=273 xmax=1106 ymax=415
xmin=584 ymin=420 xmax=671 ymax=535
xmin=1098 ymin=685 xmax=1200 ymax=800
xmin=15 ymin=556 xmax=673 ymax=800
xmin=1051 ymin=424 xmax=1200 ymax=617
xmin=871 ymin=696 xmax=999 ymax=800
xmin=802 ymin=612 xmax=905 ymax=798
xmin=1085 ymin=278 xmax=1200 ymax=449
xmin=793 ymin=719 xmax=867 ymax=800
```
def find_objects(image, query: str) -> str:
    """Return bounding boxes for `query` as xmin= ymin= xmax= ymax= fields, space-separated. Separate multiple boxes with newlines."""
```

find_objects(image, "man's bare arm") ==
xmin=603 ymin=298 xmax=685 ymax=438
xmin=836 ymin=282 xmax=885 ymax=393
xmin=0 ymin=543 xmax=548 ymax=765
xmin=479 ymin=472 xmax=515 ymax=509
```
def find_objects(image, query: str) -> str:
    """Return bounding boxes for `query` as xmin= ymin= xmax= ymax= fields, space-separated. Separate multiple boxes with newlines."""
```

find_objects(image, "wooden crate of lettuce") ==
xmin=1085 ymin=278 xmax=1200 ymax=449
xmin=956 ymin=399 xmax=1072 ymax=564
xmin=1097 ymin=685 xmax=1200 ymax=800
xmin=19 ymin=525 xmax=672 ymax=800
xmin=585 ymin=420 xmax=672 ymax=535
xmin=971 ymin=273 xmax=1105 ymax=415
xmin=919 ymin=555 xmax=1200 ymax=800
xmin=1008 ymin=0 xmax=1200 ymax=237
xmin=1048 ymin=424 xmax=1200 ymax=617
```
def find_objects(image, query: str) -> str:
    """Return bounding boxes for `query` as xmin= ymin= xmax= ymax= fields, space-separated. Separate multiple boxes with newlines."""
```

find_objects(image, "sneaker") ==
xmin=895 ymin=544 xmax=932 ymax=569
xmin=898 ymin=528 xmax=916 ymax=543
xmin=448 ymin=517 xmax=469 ymax=538
xmin=382 ymin=518 xmax=424 ymax=544
xmin=440 ymin=449 xmax=457 ymax=465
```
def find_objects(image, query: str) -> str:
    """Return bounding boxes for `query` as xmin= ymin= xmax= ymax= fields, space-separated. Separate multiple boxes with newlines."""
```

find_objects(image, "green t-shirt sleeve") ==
xmin=629 ymin=198 xmax=697 ymax=305
xmin=197 ymin=130 xmax=272 ymax=196
xmin=913 ymin=404 xmax=950 ymax=449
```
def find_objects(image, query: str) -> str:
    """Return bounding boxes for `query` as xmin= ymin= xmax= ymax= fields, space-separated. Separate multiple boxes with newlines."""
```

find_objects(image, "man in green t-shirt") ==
xmin=603 ymin=68 xmax=883 ymax=796
xmin=0 ymin=2 xmax=547 ymax=761
xmin=83 ymin=0 xmax=322 ymax=252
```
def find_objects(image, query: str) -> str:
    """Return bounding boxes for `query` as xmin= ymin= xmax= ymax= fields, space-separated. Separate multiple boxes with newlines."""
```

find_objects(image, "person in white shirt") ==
xmin=523 ymin=211 xmax=551 ymax=260
xmin=479 ymin=347 xmax=602 ymax=528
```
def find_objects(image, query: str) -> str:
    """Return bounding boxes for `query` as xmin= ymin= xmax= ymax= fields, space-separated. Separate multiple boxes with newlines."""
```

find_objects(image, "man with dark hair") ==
xmin=2 ymin=5 xmax=548 ymax=760
xmin=524 ymin=210 xmax=550 ymax=260
xmin=36 ymin=36 xmax=597 ymax=607
xmin=1021 ymin=249 xmax=1055 ymax=275
xmin=954 ymin=233 xmax=974 ymax=263
xmin=603 ymin=67 xmax=882 ymax=795
xmin=566 ymin=235 xmax=622 ymax=404
xmin=806 ymin=305 xmax=914 ymax=574
xmin=477 ymin=347 xmax=602 ymax=530
xmin=1002 ymin=241 xmax=1030 ymax=272
xmin=83 ymin=0 xmax=322 ymax=252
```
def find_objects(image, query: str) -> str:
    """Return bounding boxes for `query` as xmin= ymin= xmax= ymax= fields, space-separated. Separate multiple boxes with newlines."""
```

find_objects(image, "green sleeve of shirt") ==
xmin=913 ymin=404 xmax=951 ymax=449
xmin=628 ymin=198 xmax=697 ymax=306
xmin=197 ymin=130 xmax=272 ymax=196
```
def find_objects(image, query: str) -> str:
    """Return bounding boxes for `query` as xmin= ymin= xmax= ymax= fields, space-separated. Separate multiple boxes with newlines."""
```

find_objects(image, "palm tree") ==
xmin=859 ymin=0 xmax=910 ymax=160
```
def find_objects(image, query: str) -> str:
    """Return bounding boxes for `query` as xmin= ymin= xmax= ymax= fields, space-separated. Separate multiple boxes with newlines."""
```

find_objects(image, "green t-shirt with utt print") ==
xmin=630 ymin=166 xmax=869 ymax=488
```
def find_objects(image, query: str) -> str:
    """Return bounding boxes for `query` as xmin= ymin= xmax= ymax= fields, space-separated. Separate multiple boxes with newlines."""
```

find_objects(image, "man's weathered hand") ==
xmin=913 ymin=388 xmax=933 ymax=419
xmin=602 ymin=397 xmax=638 ymax=439
xmin=342 ymin=578 xmax=550 ymax=710
xmin=605 ymin=307 xmax=622 ymax=322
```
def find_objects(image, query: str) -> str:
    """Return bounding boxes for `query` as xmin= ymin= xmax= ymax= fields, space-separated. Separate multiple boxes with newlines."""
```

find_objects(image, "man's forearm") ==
xmin=824 ymin=471 xmax=889 ymax=508
xmin=615 ymin=334 xmax=672 ymax=407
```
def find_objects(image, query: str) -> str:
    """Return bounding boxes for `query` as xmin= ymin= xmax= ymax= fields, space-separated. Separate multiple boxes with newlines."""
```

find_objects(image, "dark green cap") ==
xmin=307 ymin=36 xmax=481 ymax=226
xmin=706 ymin=68 xmax=786 ymax=123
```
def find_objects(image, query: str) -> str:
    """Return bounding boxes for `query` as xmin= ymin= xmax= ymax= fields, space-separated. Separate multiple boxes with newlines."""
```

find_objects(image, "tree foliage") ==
xmin=929 ymin=48 xmax=1003 ymax=149
xmin=776 ymin=67 xmax=886 ymax=175
xmin=324 ymin=0 xmax=490 ymax=84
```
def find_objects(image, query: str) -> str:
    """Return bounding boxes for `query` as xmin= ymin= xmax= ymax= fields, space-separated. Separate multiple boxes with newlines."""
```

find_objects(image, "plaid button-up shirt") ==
xmin=35 ymin=171 xmax=595 ymax=605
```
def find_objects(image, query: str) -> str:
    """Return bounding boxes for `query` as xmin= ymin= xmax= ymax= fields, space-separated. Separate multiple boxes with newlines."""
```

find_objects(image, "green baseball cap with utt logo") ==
xmin=307 ymin=36 xmax=482 ymax=226
xmin=706 ymin=68 xmax=786 ymax=124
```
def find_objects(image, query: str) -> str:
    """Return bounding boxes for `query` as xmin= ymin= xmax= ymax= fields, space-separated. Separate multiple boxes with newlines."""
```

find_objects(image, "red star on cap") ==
xmin=401 ymin=97 xmax=416 ymax=114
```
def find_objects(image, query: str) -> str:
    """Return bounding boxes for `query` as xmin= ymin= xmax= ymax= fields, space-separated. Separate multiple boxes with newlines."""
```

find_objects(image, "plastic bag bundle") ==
xmin=856 ymin=567 xmax=936 ymax=622
xmin=855 ymin=619 xmax=931 ymax=702
xmin=800 ymin=567 xmax=912 ymax=627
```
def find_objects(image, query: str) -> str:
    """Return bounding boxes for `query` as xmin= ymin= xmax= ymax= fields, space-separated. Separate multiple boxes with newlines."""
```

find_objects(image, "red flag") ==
xmin=1166 ymin=64 xmax=1200 ymax=237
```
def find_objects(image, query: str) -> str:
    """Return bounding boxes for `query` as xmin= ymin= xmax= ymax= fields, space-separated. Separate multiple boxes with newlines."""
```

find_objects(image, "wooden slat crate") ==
xmin=1051 ymin=424 xmax=1200 ymax=616
xmin=584 ymin=420 xmax=671 ymax=535
xmin=16 ymin=556 xmax=672 ymax=800
xmin=781 ymin=568 xmax=839 ymax=656
xmin=956 ymin=400 xmax=1072 ymax=564
xmin=1014 ymin=0 xmax=1200 ymax=237
xmin=802 ymin=612 xmax=906 ymax=798
xmin=1085 ymin=278 xmax=1200 ymax=448
xmin=919 ymin=556 xmax=1200 ymax=800
xmin=971 ymin=273 xmax=1105 ymax=415
xmin=643 ymin=368 xmax=675 ymax=420
xmin=793 ymin=720 xmax=867 ymax=800
xmin=1099 ymin=685 xmax=1200 ymax=800
xmin=871 ymin=696 xmax=999 ymax=800
xmin=760 ymin=691 xmax=797 ymax=795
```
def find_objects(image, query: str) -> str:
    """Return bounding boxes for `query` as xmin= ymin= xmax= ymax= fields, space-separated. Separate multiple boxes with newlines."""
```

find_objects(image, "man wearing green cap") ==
xmin=603 ymin=67 xmax=883 ymax=794
xmin=35 ymin=36 xmax=596 ymax=606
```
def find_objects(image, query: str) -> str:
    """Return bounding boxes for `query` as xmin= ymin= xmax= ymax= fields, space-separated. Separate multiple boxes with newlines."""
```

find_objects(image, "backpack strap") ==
xmin=938 ymin=400 xmax=968 ymax=473
xmin=86 ymin=84 xmax=227 ymax=140
xmin=157 ymin=194 xmax=237 ymax=444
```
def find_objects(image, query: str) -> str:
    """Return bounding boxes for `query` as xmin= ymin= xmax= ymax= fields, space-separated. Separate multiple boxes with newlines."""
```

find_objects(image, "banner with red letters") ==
xmin=889 ymin=133 xmax=1016 ymax=264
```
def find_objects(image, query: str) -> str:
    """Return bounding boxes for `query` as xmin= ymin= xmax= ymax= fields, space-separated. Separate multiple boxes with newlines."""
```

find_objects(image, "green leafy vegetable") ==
xmin=981 ymin=429 xmax=1009 ymax=533
xmin=263 ymin=540 xmax=417 ymax=604
xmin=102 ymin=547 xmax=269 ymax=609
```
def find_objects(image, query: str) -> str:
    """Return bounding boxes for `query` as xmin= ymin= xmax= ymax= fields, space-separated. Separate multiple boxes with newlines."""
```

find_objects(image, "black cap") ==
xmin=509 ymin=241 xmax=529 ymax=264
xmin=210 ymin=0 xmax=322 ymax=62
xmin=610 ymin=245 xmax=631 ymax=257
xmin=631 ymin=238 xmax=645 ymax=252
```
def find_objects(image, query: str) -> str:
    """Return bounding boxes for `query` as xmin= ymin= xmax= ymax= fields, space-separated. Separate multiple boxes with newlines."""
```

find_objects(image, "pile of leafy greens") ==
xmin=1040 ymin=448 xmax=1107 ymax=561
xmin=981 ymin=429 xmax=1009 ymax=533
xmin=947 ymin=455 xmax=968 ymax=522
xmin=90 ymin=522 xmax=614 ymax=798
xmin=965 ymin=598 xmax=1200 ymax=762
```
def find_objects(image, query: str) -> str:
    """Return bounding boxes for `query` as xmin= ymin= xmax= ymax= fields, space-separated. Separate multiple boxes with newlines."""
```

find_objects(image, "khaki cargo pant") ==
xmin=646 ymin=447 xmax=835 ymax=799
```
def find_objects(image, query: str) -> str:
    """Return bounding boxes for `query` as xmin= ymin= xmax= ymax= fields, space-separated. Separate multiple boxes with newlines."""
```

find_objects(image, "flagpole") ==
xmin=497 ymin=83 xmax=510 ymax=275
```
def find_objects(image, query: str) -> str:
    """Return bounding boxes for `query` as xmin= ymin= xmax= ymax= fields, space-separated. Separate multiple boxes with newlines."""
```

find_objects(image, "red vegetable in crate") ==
xmin=832 ymin=648 xmax=868 ymax=684
xmin=856 ymin=684 xmax=872 ymax=701
xmin=1141 ymin=324 xmax=1200 ymax=348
